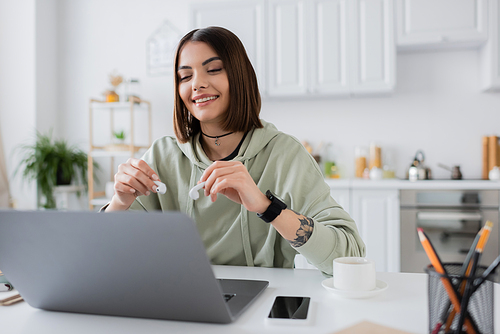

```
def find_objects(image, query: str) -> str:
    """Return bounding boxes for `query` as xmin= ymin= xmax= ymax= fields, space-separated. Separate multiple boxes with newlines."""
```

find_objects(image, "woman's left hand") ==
xmin=200 ymin=161 xmax=270 ymax=213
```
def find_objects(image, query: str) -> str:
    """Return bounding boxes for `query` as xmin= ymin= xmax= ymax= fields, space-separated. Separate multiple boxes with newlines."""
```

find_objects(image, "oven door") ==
xmin=401 ymin=207 xmax=499 ymax=275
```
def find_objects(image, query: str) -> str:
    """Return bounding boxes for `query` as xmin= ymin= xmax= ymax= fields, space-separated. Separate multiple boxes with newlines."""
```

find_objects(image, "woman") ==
xmin=104 ymin=26 xmax=365 ymax=276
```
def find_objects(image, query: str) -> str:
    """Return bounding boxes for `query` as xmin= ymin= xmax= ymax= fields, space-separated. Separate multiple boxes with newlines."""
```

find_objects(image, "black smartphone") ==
xmin=268 ymin=296 xmax=311 ymax=320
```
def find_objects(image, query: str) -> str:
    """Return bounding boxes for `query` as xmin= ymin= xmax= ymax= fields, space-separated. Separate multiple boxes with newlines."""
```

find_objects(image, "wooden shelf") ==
xmin=90 ymin=149 xmax=147 ymax=158
xmin=90 ymin=102 xmax=149 ymax=110
xmin=88 ymin=97 xmax=152 ymax=210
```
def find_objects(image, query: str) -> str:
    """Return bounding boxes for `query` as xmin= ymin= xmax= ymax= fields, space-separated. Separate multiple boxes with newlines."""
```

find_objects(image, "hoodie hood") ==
xmin=176 ymin=119 xmax=281 ymax=169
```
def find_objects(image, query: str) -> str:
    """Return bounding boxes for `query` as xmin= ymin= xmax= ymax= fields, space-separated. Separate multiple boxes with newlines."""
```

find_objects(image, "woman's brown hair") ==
xmin=173 ymin=26 xmax=262 ymax=143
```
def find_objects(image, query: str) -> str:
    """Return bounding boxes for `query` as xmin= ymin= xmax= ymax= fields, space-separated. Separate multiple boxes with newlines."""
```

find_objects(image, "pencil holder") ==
xmin=426 ymin=263 xmax=494 ymax=334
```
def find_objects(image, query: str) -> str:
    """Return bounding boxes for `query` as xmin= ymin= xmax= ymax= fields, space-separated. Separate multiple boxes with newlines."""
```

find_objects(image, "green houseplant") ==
xmin=16 ymin=131 xmax=97 ymax=209
xmin=113 ymin=130 xmax=125 ymax=142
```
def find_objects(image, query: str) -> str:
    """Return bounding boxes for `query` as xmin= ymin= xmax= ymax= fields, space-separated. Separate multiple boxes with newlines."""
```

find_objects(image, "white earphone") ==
xmin=153 ymin=180 xmax=207 ymax=199
xmin=189 ymin=181 xmax=206 ymax=200
xmin=153 ymin=181 xmax=167 ymax=195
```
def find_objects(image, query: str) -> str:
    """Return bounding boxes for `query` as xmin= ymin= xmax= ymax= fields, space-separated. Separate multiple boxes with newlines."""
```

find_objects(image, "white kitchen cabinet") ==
xmin=350 ymin=189 xmax=400 ymax=272
xmin=481 ymin=0 xmax=500 ymax=91
xmin=298 ymin=185 xmax=402 ymax=271
xmin=190 ymin=0 xmax=395 ymax=98
xmin=396 ymin=0 xmax=488 ymax=50
xmin=191 ymin=0 xmax=266 ymax=92
xmin=267 ymin=0 xmax=308 ymax=96
xmin=349 ymin=0 xmax=396 ymax=95
xmin=308 ymin=0 xmax=350 ymax=96
xmin=270 ymin=0 xmax=395 ymax=97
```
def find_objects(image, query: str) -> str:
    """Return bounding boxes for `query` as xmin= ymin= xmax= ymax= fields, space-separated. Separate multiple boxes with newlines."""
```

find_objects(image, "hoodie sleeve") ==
xmin=265 ymin=134 xmax=366 ymax=276
xmin=292 ymin=193 xmax=366 ymax=276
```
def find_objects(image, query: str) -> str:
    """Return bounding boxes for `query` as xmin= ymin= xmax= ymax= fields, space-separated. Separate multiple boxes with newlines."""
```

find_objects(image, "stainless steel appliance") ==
xmin=400 ymin=189 xmax=499 ymax=279
xmin=406 ymin=150 xmax=432 ymax=181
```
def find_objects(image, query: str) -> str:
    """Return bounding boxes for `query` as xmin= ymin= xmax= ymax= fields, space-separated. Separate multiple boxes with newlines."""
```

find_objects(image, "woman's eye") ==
xmin=179 ymin=75 xmax=191 ymax=82
xmin=208 ymin=68 xmax=222 ymax=73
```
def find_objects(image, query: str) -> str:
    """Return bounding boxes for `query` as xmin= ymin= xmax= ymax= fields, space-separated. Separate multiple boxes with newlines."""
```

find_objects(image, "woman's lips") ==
xmin=193 ymin=95 xmax=219 ymax=106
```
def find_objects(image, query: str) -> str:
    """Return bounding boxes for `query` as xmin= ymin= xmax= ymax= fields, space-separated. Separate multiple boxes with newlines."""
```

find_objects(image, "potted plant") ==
xmin=16 ymin=131 xmax=98 ymax=209
xmin=113 ymin=130 xmax=125 ymax=144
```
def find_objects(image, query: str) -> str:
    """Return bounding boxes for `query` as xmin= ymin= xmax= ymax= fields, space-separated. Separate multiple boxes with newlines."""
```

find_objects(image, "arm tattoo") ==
xmin=287 ymin=211 xmax=314 ymax=248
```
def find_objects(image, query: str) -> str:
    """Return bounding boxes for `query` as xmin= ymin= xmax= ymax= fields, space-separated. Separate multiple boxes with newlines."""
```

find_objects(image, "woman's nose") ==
xmin=192 ymin=73 xmax=208 ymax=91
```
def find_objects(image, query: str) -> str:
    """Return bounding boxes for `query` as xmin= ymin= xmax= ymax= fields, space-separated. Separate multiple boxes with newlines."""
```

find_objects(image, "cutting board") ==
xmin=333 ymin=321 xmax=416 ymax=334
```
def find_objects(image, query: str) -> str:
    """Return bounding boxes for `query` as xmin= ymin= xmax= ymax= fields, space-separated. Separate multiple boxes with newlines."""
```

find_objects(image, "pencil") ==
xmin=473 ymin=253 xmax=500 ymax=290
xmin=433 ymin=229 xmax=482 ymax=334
xmin=417 ymin=228 xmax=477 ymax=334
xmin=444 ymin=222 xmax=492 ymax=331
xmin=456 ymin=221 xmax=493 ymax=333
xmin=0 ymin=293 xmax=23 ymax=306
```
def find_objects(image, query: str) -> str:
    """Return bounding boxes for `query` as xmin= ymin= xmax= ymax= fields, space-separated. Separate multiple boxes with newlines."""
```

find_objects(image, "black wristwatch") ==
xmin=257 ymin=190 xmax=287 ymax=223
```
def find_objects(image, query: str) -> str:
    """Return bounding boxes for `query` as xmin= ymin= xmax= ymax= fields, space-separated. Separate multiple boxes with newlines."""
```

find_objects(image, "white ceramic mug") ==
xmin=333 ymin=257 xmax=376 ymax=291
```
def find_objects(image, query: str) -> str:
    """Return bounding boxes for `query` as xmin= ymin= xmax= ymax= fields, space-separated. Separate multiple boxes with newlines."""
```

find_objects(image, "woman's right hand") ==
xmin=107 ymin=158 xmax=160 ymax=211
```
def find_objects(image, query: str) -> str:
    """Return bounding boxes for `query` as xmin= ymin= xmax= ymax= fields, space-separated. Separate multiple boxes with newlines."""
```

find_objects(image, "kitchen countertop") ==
xmin=325 ymin=178 xmax=500 ymax=190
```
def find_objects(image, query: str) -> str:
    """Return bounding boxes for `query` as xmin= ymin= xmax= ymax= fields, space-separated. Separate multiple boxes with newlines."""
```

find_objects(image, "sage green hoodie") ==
xmin=129 ymin=120 xmax=365 ymax=276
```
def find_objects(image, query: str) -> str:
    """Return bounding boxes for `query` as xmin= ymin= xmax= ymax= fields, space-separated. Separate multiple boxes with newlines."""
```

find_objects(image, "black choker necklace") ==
xmin=201 ymin=131 xmax=234 ymax=146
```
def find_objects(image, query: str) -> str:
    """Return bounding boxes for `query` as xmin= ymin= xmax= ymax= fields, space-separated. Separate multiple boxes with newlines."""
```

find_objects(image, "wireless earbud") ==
xmin=153 ymin=181 xmax=167 ymax=194
xmin=189 ymin=181 xmax=206 ymax=200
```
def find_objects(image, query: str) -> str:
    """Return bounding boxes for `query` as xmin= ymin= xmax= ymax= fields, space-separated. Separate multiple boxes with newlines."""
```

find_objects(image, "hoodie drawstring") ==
xmin=185 ymin=167 xmax=199 ymax=218
xmin=240 ymin=160 xmax=255 ymax=267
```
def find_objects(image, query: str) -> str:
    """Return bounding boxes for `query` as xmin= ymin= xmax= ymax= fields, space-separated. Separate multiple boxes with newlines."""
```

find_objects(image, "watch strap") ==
xmin=257 ymin=190 xmax=287 ymax=223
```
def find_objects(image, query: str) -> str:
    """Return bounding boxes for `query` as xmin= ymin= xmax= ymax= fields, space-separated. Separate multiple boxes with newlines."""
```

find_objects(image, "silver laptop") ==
xmin=0 ymin=210 xmax=268 ymax=323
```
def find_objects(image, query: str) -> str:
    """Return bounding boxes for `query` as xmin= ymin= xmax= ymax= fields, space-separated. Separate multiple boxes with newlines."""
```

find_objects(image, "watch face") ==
xmin=259 ymin=190 xmax=287 ymax=223
xmin=266 ymin=190 xmax=279 ymax=201
xmin=266 ymin=190 xmax=287 ymax=209
xmin=266 ymin=190 xmax=275 ymax=200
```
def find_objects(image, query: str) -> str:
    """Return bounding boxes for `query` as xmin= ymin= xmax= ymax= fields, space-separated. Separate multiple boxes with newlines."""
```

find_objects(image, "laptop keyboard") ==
xmin=223 ymin=293 xmax=236 ymax=302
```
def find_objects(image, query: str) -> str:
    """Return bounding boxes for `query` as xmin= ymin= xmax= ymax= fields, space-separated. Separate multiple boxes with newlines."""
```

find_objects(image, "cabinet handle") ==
xmin=417 ymin=212 xmax=482 ymax=221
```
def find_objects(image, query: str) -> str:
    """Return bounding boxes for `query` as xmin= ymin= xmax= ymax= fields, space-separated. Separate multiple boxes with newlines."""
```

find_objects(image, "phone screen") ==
xmin=268 ymin=296 xmax=310 ymax=319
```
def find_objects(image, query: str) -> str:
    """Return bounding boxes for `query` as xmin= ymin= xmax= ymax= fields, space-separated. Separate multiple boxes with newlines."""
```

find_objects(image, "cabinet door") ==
xmin=351 ymin=189 xmax=400 ymax=272
xmin=191 ymin=0 xmax=266 ymax=93
xmin=481 ymin=0 xmax=500 ymax=91
xmin=349 ymin=0 xmax=395 ymax=95
xmin=396 ymin=0 xmax=488 ymax=49
xmin=309 ymin=0 xmax=350 ymax=96
xmin=267 ymin=0 xmax=308 ymax=96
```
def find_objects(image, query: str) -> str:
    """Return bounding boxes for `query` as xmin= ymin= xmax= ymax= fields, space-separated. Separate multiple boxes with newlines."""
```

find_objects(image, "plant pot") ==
xmin=56 ymin=167 xmax=71 ymax=185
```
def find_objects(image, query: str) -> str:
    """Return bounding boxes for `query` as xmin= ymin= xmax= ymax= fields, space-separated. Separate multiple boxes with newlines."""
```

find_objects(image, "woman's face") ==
xmin=177 ymin=41 xmax=230 ymax=128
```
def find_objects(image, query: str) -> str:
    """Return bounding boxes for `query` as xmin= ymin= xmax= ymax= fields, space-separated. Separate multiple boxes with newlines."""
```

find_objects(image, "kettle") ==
xmin=407 ymin=150 xmax=432 ymax=181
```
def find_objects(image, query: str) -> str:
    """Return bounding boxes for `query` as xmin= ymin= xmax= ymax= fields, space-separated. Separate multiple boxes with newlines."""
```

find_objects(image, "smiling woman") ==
xmin=177 ymin=42 xmax=232 ymax=138
xmin=103 ymin=26 xmax=365 ymax=276
xmin=173 ymin=27 xmax=262 ymax=149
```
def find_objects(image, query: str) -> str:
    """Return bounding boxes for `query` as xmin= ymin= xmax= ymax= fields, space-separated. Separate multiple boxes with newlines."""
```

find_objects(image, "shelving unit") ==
xmin=88 ymin=97 xmax=152 ymax=209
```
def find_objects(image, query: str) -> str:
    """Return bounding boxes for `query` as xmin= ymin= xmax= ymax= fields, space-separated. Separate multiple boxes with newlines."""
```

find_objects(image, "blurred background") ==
xmin=1 ymin=0 xmax=499 ymax=210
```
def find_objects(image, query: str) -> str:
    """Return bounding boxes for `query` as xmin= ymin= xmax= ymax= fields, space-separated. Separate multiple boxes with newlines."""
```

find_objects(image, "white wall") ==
xmin=36 ymin=0 xmax=59 ymax=136
xmin=0 ymin=0 xmax=37 ymax=209
xmin=262 ymin=50 xmax=500 ymax=180
xmin=2 ymin=0 xmax=500 ymax=209
xmin=57 ymin=0 xmax=189 ymax=147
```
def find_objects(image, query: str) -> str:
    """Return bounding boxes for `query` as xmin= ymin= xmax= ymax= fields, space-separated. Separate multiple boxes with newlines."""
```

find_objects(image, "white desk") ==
xmin=1 ymin=266 xmax=499 ymax=334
